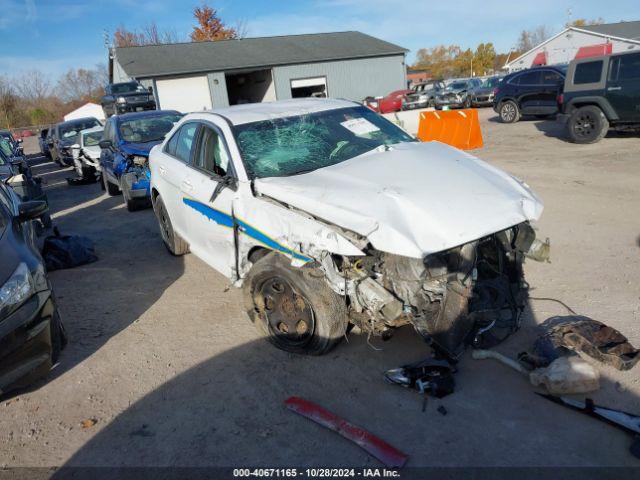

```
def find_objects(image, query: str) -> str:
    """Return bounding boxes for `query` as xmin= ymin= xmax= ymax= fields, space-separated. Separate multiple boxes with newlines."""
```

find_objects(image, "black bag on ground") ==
xmin=42 ymin=227 xmax=98 ymax=271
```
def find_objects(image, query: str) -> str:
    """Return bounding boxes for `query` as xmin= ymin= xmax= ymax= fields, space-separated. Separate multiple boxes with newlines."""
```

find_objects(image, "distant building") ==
xmin=505 ymin=20 xmax=640 ymax=72
xmin=406 ymin=68 xmax=431 ymax=86
xmin=110 ymin=32 xmax=408 ymax=113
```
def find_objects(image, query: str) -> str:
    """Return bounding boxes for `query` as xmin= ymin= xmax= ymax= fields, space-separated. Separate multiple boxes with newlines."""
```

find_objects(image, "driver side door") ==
xmin=181 ymin=122 xmax=237 ymax=279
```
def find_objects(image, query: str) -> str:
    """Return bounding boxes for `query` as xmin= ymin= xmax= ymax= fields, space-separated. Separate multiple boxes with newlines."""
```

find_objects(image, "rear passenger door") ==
xmin=182 ymin=122 xmax=237 ymax=278
xmin=513 ymin=70 xmax=543 ymax=113
xmin=540 ymin=69 xmax=564 ymax=114
xmin=607 ymin=53 xmax=640 ymax=121
xmin=155 ymin=122 xmax=199 ymax=237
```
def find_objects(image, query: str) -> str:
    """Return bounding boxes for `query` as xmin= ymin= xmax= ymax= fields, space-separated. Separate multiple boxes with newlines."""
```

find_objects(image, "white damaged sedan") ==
xmin=149 ymin=98 xmax=547 ymax=357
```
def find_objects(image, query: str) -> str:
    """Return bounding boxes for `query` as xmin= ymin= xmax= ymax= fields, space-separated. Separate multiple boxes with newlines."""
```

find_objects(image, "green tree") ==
xmin=473 ymin=43 xmax=496 ymax=76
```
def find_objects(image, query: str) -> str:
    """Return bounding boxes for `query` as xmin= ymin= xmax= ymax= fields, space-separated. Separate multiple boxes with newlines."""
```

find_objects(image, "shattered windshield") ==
xmin=83 ymin=131 xmax=103 ymax=147
xmin=234 ymin=106 xmax=415 ymax=179
xmin=119 ymin=113 xmax=182 ymax=143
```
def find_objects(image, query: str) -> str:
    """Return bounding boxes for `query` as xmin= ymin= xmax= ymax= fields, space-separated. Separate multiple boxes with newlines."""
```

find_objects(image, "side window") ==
xmin=542 ymin=70 xmax=563 ymax=85
xmin=193 ymin=126 xmax=230 ymax=177
xmin=165 ymin=129 xmax=179 ymax=157
xmin=619 ymin=53 xmax=640 ymax=80
xmin=574 ymin=61 xmax=603 ymax=84
xmin=516 ymin=71 xmax=542 ymax=85
xmin=608 ymin=57 xmax=620 ymax=82
xmin=174 ymin=123 xmax=199 ymax=163
xmin=103 ymin=120 xmax=112 ymax=142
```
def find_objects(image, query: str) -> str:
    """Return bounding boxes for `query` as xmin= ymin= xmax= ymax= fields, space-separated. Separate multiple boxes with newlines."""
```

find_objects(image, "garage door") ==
xmin=155 ymin=76 xmax=213 ymax=113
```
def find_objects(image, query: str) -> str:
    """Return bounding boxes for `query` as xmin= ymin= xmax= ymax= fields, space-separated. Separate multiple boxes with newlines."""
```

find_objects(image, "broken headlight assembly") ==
xmin=116 ymin=96 xmax=127 ymax=104
xmin=0 ymin=263 xmax=35 ymax=318
xmin=129 ymin=155 xmax=148 ymax=166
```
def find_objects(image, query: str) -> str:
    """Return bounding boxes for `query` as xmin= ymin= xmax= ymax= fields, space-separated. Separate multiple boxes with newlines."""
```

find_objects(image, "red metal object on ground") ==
xmin=284 ymin=396 xmax=409 ymax=468
xmin=575 ymin=43 xmax=613 ymax=59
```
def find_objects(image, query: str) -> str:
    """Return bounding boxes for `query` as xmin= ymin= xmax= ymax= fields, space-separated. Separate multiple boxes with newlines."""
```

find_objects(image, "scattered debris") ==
xmin=537 ymin=394 xmax=640 ymax=459
xmin=130 ymin=424 xmax=155 ymax=437
xmin=534 ymin=316 xmax=639 ymax=371
xmin=437 ymin=405 xmax=448 ymax=416
xmin=80 ymin=418 xmax=97 ymax=429
xmin=385 ymin=357 xmax=455 ymax=411
xmin=472 ymin=349 xmax=600 ymax=394
xmin=42 ymin=227 xmax=98 ymax=271
xmin=284 ymin=396 xmax=408 ymax=468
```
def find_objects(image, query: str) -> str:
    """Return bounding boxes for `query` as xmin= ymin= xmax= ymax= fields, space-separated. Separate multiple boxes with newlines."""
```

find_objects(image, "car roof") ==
xmin=112 ymin=109 xmax=181 ymax=123
xmin=57 ymin=117 xmax=101 ymax=127
xmin=198 ymin=98 xmax=360 ymax=126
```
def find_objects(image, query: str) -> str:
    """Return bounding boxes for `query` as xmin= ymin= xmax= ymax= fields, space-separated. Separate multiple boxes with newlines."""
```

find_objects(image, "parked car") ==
xmin=49 ymin=117 xmax=102 ymax=167
xmin=0 ymin=180 xmax=66 ymax=396
xmin=402 ymin=80 xmax=445 ymax=110
xmin=101 ymin=81 xmax=156 ymax=118
xmin=0 ymin=130 xmax=23 ymax=157
xmin=149 ymin=98 xmax=546 ymax=357
xmin=70 ymin=126 xmax=104 ymax=181
xmin=469 ymin=76 xmax=503 ymax=107
xmin=39 ymin=127 xmax=50 ymax=158
xmin=493 ymin=66 xmax=567 ymax=123
xmin=363 ymin=89 xmax=412 ymax=113
xmin=558 ymin=51 xmax=640 ymax=144
xmin=100 ymin=110 xmax=182 ymax=211
xmin=434 ymin=78 xmax=483 ymax=109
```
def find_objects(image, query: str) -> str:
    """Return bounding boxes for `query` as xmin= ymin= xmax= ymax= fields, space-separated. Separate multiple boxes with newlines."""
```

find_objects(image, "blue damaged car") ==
xmin=99 ymin=110 xmax=182 ymax=211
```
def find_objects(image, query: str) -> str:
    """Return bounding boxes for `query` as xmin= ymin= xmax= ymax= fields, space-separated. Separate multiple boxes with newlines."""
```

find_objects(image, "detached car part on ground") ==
xmin=150 ymin=99 xmax=548 ymax=357
xmin=558 ymin=50 xmax=640 ymax=144
xmin=99 ymin=110 xmax=182 ymax=211
xmin=0 ymin=181 xmax=66 ymax=396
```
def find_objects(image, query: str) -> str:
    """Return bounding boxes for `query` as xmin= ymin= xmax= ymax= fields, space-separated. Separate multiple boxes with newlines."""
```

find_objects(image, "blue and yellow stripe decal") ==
xmin=182 ymin=198 xmax=312 ymax=263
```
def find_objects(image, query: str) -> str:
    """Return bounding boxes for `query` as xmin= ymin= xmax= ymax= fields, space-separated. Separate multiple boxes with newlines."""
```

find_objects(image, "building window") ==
xmin=290 ymin=77 xmax=327 ymax=98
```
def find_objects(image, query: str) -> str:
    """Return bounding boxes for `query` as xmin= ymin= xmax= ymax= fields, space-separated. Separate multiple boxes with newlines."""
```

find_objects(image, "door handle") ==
xmin=181 ymin=180 xmax=193 ymax=191
xmin=158 ymin=166 xmax=166 ymax=175
xmin=607 ymin=86 xmax=622 ymax=91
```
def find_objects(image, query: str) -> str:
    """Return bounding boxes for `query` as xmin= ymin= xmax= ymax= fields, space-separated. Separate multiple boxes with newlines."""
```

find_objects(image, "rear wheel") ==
xmin=153 ymin=195 xmax=189 ymax=255
xmin=499 ymin=100 xmax=520 ymax=123
xmin=567 ymin=105 xmax=609 ymax=144
xmin=243 ymin=252 xmax=348 ymax=355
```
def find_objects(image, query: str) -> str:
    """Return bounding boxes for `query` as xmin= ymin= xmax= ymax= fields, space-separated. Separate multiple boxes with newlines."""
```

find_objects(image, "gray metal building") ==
xmin=110 ymin=31 xmax=408 ymax=112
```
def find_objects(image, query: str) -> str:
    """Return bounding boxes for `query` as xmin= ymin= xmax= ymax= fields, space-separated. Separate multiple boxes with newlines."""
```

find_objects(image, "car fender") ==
xmin=566 ymin=96 xmax=618 ymax=121
xmin=233 ymin=191 xmax=365 ymax=280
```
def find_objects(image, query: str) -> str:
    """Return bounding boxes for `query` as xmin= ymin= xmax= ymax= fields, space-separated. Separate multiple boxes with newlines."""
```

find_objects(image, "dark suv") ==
xmin=558 ymin=51 xmax=640 ymax=143
xmin=493 ymin=66 xmax=566 ymax=123
xmin=101 ymin=81 xmax=156 ymax=118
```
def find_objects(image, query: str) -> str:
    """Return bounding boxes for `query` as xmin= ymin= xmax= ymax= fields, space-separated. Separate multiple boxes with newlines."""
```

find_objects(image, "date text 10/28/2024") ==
xmin=233 ymin=468 xmax=401 ymax=478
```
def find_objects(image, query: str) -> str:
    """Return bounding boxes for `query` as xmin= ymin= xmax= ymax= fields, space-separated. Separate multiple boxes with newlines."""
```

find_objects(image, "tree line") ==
xmin=1 ymin=4 xmax=240 ymax=130
xmin=412 ymin=18 xmax=604 ymax=79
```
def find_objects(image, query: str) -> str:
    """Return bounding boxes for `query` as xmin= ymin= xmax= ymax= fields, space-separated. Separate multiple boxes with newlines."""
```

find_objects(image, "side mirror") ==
xmin=99 ymin=139 xmax=113 ymax=149
xmin=18 ymin=200 xmax=48 ymax=222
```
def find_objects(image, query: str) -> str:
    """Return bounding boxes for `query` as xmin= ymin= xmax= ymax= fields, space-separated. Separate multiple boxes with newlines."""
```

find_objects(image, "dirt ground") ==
xmin=2 ymin=110 xmax=639 ymax=469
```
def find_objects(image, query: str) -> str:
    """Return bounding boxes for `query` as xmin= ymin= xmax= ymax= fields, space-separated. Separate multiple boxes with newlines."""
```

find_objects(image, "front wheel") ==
xmin=103 ymin=173 xmax=120 ymax=196
xmin=499 ymin=100 xmax=520 ymax=123
xmin=567 ymin=105 xmax=609 ymax=144
xmin=463 ymin=96 xmax=472 ymax=109
xmin=243 ymin=252 xmax=348 ymax=355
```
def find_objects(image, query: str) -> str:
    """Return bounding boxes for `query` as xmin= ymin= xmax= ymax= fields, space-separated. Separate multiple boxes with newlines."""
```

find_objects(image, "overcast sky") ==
xmin=0 ymin=0 xmax=637 ymax=79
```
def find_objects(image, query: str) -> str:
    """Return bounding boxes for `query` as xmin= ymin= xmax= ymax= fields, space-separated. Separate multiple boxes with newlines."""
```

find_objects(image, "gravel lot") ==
xmin=2 ymin=109 xmax=639 ymax=469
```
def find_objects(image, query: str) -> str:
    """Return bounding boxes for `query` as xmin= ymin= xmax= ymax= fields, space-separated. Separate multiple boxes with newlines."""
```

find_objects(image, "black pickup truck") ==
xmin=101 ymin=81 xmax=156 ymax=118
xmin=558 ymin=50 xmax=640 ymax=143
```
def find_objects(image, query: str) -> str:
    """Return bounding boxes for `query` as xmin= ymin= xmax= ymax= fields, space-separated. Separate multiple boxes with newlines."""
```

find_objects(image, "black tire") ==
xmin=242 ymin=252 xmax=348 ymax=355
xmin=499 ymin=100 xmax=520 ymax=123
xmin=435 ymin=105 xmax=442 ymax=111
xmin=40 ymin=212 xmax=52 ymax=229
xmin=126 ymin=197 xmax=140 ymax=212
xmin=103 ymin=173 xmax=120 ymax=196
xmin=50 ymin=308 xmax=67 ymax=364
xmin=463 ymin=96 xmax=472 ymax=109
xmin=153 ymin=195 xmax=189 ymax=255
xmin=567 ymin=105 xmax=609 ymax=144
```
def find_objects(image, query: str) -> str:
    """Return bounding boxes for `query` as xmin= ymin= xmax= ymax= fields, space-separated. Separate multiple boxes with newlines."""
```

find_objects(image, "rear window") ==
xmin=574 ymin=61 xmax=603 ymax=84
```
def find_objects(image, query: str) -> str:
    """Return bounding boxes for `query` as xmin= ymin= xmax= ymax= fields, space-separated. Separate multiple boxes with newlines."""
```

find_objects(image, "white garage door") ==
xmin=156 ymin=76 xmax=212 ymax=113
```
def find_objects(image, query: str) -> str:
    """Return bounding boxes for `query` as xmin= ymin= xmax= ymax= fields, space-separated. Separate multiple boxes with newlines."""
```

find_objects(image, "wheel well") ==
xmin=151 ymin=187 xmax=160 ymax=203
xmin=568 ymin=101 xmax=601 ymax=113
xmin=248 ymin=246 xmax=270 ymax=264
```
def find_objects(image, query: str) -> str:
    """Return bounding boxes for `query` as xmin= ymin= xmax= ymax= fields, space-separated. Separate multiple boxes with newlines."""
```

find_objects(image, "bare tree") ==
xmin=0 ymin=76 xmax=21 ymax=129
xmin=517 ymin=25 xmax=552 ymax=52
xmin=55 ymin=67 xmax=106 ymax=103
xmin=13 ymin=70 xmax=52 ymax=103
xmin=114 ymin=22 xmax=179 ymax=47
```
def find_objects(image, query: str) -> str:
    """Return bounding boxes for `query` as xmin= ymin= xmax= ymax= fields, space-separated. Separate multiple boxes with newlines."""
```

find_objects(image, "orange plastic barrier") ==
xmin=416 ymin=109 xmax=483 ymax=150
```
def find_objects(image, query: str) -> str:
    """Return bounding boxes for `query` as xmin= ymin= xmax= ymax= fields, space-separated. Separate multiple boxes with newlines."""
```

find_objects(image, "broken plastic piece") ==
xmin=534 ymin=316 xmax=639 ymax=371
xmin=284 ymin=396 xmax=408 ymax=468
xmin=384 ymin=357 xmax=455 ymax=399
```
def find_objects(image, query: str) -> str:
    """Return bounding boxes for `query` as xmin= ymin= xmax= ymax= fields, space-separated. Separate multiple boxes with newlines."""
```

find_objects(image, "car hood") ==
xmin=120 ymin=140 xmax=162 ymax=156
xmin=254 ymin=141 xmax=543 ymax=258
xmin=440 ymin=88 xmax=465 ymax=96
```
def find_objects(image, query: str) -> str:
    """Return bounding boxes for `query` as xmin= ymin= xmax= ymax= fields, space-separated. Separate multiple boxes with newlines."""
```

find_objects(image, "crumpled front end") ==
xmin=320 ymin=222 xmax=547 ymax=357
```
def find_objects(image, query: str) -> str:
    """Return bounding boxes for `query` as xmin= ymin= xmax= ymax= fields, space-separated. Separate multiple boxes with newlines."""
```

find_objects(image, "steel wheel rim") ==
xmin=502 ymin=103 xmax=516 ymax=121
xmin=256 ymin=276 xmax=315 ymax=347
xmin=574 ymin=113 xmax=595 ymax=137
xmin=158 ymin=204 xmax=173 ymax=245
